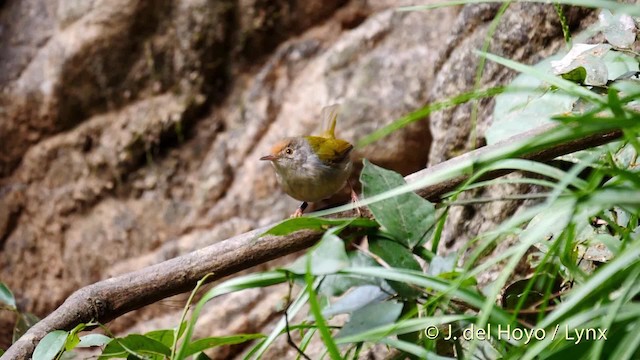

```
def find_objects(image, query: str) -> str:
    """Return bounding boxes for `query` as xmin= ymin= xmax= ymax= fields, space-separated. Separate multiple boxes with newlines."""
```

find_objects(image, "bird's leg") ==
xmin=348 ymin=179 xmax=362 ymax=217
xmin=292 ymin=201 xmax=308 ymax=218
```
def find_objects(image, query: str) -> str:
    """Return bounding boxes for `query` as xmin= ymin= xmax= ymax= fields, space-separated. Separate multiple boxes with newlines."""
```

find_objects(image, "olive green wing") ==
xmin=306 ymin=136 xmax=353 ymax=164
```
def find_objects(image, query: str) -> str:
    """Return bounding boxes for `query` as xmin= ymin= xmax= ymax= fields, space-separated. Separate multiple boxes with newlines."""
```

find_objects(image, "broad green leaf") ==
xmin=145 ymin=329 xmax=175 ymax=348
xmin=322 ymin=285 xmax=387 ymax=318
xmin=318 ymin=251 xmax=383 ymax=296
xmin=360 ymin=160 xmax=435 ymax=248
xmin=336 ymin=301 xmax=403 ymax=339
xmin=488 ymin=54 xmax=578 ymax=144
xmin=369 ymin=239 xmax=423 ymax=299
xmin=603 ymin=51 xmax=639 ymax=80
xmin=261 ymin=217 xmax=377 ymax=237
xmin=99 ymin=334 xmax=171 ymax=358
xmin=489 ymin=88 xmax=578 ymax=144
xmin=428 ymin=254 xmax=457 ymax=276
xmin=287 ymin=231 xmax=349 ymax=275
xmin=33 ymin=330 xmax=68 ymax=360
xmin=551 ymin=44 xmax=611 ymax=85
xmin=340 ymin=267 xmax=512 ymax=324
xmin=0 ymin=282 xmax=15 ymax=309
xmin=77 ymin=334 xmax=112 ymax=348
xmin=480 ymin=50 xmax=606 ymax=103
xmin=185 ymin=334 xmax=265 ymax=356
xmin=397 ymin=301 xmax=420 ymax=345
xmin=335 ymin=314 xmax=472 ymax=344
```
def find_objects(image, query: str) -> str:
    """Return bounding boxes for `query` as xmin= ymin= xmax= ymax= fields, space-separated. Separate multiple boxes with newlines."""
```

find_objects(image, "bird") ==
xmin=260 ymin=105 xmax=355 ymax=217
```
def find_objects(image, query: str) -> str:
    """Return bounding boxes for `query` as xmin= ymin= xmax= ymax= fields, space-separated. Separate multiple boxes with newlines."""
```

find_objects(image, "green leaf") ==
xmin=360 ymin=160 xmax=435 ymax=248
xmin=428 ymin=254 xmax=456 ymax=276
xmin=480 ymin=50 xmax=606 ymax=104
xmin=560 ymin=66 xmax=589 ymax=83
xmin=64 ymin=332 xmax=80 ymax=352
xmin=287 ymin=231 xmax=350 ymax=275
xmin=99 ymin=334 xmax=171 ymax=358
xmin=64 ymin=322 xmax=88 ymax=352
xmin=336 ymin=301 xmax=403 ymax=339
xmin=318 ymin=251 xmax=383 ymax=296
xmin=305 ymin=256 xmax=342 ymax=360
xmin=194 ymin=352 xmax=213 ymax=360
xmin=144 ymin=329 xmax=175 ymax=348
xmin=185 ymin=334 xmax=265 ymax=356
xmin=177 ymin=272 xmax=288 ymax=359
xmin=369 ymin=239 xmax=423 ymax=299
xmin=0 ymin=282 xmax=16 ymax=309
xmin=341 ymin=266 xmax=512 ymax=324
xmin=335 ymin=314 xmax=472 ymax=344
xmin=33 ymin=330 xmax=68 ymax=360
xmin=487 ymin=52 xmax=582 ymax=144
xmin=603 ymin=51 xmax=639 ymax=80
xmin=12 ymin=312 xmax=39 ymax=344
xmin=261 ymin=217 xmax=377 ymax=237
xmin=397 ymin=301 xmax=420 ymax=345
xmin=551 ymin=44 xmax=611 ymax=86
xmin=322 ymin=285 xmax=387 ymax=318
xmin=77 ymin=334 xmax=112 ymax=348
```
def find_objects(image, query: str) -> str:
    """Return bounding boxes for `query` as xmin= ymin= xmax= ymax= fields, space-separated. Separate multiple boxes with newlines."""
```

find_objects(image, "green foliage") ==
xmin=487 ymin=9 xmax=638 ymax=144
xmin=26 ymin=2 xmax=640 ymax=359
xmin=0 ymin=281 xmax=41 ymax=351
xmin=261 ymin=217 xmax=377 ymax=237
xmin=0 ymin=283 xmax=16 ymax=309
xmin=360 ymin=159 xmax=435 ymax=248
xmin=33 ymin=331 xmax=68 ymax=360
xmin=100 ymin=334 xmax=172 ymax=359
xmin=368 ymin=239 xmax=422 ymax=299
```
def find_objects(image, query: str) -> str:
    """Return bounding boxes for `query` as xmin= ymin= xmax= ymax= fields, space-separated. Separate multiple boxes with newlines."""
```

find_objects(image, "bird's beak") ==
xmin=260 ymin=154 xmax=277 ymax=161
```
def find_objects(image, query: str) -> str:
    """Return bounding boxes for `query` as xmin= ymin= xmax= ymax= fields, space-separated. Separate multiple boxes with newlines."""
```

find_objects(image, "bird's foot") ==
xmin=349 ymin=181 xmax=362 ymax=217
xmin=290 ymin=202 xmax=308 ymax=218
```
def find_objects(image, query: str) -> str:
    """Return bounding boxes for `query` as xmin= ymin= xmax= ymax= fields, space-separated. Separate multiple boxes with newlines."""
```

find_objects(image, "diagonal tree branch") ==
xmin=2 ymin=124 xmax=622 ymax=359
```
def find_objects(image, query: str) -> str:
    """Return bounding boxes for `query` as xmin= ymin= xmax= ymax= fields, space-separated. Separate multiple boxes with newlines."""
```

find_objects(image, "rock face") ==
xmin=0 ymin=0 xmax=591 ymax=356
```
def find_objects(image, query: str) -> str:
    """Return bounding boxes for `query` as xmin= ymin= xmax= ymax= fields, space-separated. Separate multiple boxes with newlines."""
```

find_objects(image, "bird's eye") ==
xmin=285 ymin=148 xmax=293 ymax=155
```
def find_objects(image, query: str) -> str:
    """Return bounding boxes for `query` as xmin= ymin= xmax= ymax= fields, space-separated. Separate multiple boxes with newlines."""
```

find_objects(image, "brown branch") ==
xmin=2 ymin=125 xmax=622 ymax=359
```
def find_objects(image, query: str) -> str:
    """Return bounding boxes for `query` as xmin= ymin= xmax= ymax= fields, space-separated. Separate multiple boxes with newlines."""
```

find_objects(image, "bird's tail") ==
xmin=320 ymin=104 xmax=340 ymax=139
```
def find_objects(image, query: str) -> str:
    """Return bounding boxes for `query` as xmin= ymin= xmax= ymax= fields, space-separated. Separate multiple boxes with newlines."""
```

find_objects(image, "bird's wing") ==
xmin=308 ymin=136 xmax=353 ymax=164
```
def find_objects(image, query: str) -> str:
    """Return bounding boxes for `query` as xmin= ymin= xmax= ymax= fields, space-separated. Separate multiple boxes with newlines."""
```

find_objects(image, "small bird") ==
xmin=260 ymin=105 xmax=355 ymax=217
